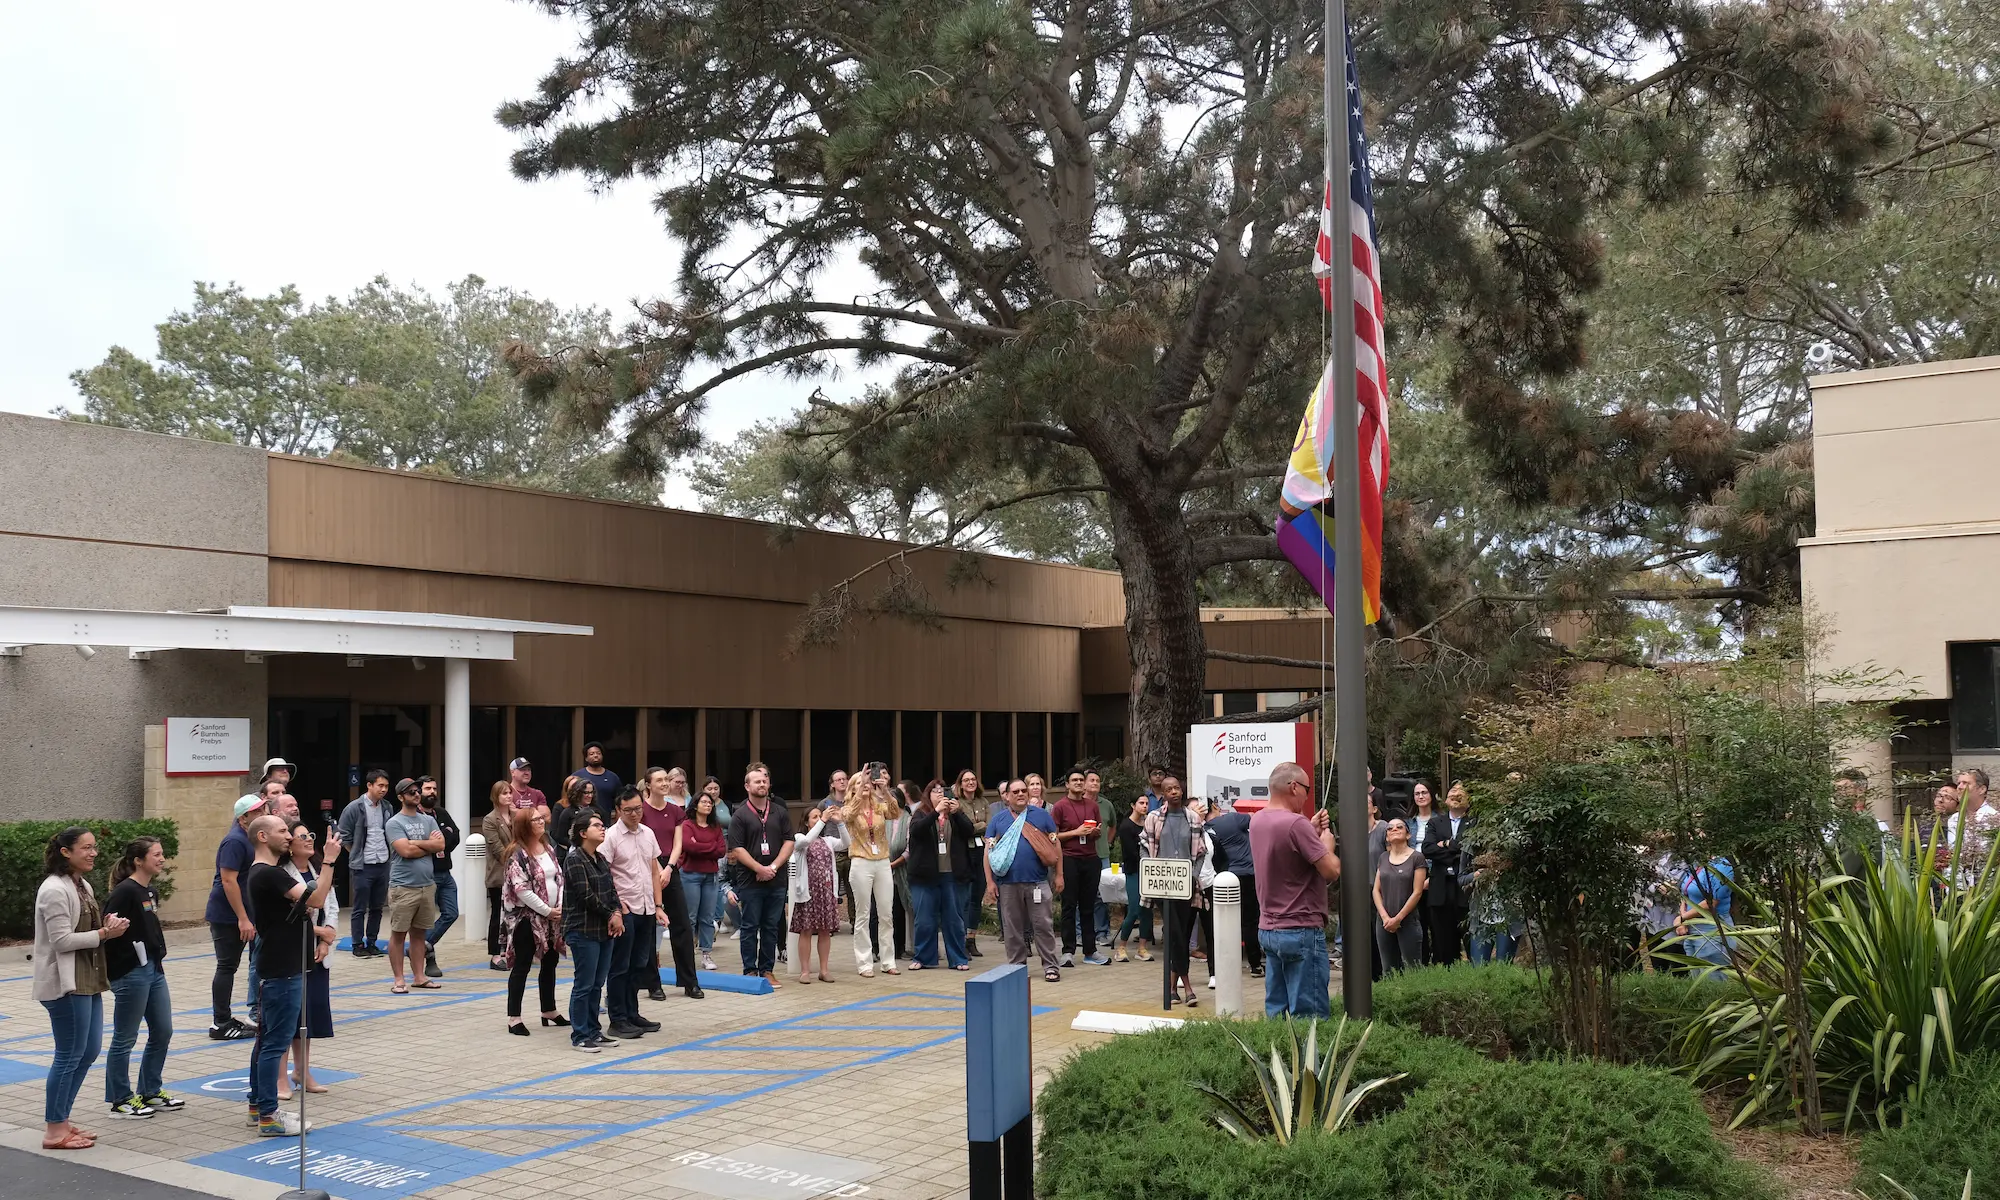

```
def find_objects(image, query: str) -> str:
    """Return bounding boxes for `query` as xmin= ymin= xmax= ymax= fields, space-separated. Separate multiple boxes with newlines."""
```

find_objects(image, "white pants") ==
xmin=849 ymin=857 xmax=894 ymax=968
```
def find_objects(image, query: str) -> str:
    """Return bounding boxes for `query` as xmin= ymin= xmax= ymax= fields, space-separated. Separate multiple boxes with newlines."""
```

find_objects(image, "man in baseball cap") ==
xmin=509 ymin=758 xmax=547 ymax=810
xmin=205 ymin=794 xmax=273 ymax=1040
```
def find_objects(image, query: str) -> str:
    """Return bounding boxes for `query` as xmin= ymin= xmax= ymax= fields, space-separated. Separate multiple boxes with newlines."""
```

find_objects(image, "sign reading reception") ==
xmin=165 ymin=716 xmax=250 ymax=775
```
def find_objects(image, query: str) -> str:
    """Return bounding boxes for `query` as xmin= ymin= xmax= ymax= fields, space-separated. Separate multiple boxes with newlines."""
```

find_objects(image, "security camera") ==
xmin=75 ymin=644 xmax=97 ymax=660
xmin=1806 ymin=342 xmax=1834 ymax=367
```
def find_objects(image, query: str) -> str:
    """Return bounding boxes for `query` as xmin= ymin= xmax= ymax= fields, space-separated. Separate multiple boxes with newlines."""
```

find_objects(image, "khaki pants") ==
xmin=998 ymin=881 xmax=1060 ymax=971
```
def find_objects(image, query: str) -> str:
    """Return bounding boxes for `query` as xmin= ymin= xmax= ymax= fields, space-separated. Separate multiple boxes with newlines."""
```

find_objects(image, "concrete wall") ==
xmin=142 ymin=723 xmax=240 ymax=924
xmin=1801 ymin=355 xmax=2000 ymax=701
xmin=0 ymin=413 xmax=270 ymax=822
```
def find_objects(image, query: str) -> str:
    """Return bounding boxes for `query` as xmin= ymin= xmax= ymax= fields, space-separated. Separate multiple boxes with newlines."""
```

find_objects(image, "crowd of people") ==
xmin=32 ymin=748 xmax=1995 ymax=1151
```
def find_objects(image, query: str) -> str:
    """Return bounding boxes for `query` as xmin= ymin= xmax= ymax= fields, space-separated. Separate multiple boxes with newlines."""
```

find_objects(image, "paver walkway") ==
xmin=0 ymin=925 xmax=1252 ymax=1199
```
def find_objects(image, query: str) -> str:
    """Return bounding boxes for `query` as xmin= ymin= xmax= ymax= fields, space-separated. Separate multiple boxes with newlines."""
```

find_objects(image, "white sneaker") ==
xmin=1060 ymin=953 xmax=1075 ymax=968
xmin=700 ymin=953 xmax=717 ymax=971
xmin=258 ymin=1111 xmax=313 ymax=1137
xmin=1208 ymin=975 xmax=1217 ymax=989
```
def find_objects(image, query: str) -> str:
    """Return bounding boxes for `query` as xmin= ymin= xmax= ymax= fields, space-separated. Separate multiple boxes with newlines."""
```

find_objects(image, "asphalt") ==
xmin=0 ymin=1145 xmax=233 ymax=1199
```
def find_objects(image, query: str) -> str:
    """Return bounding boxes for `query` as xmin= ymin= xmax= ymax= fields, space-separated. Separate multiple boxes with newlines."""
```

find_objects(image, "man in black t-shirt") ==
xmin=724 ymin=763 xmax=794 ymax=985
xmin=244 ymin=816 xmax=341 ymax=1136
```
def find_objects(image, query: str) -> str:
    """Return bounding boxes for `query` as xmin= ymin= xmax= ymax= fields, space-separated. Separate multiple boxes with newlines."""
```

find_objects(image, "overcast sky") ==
xmin=0 ymin=1 xmax=823 ymax=499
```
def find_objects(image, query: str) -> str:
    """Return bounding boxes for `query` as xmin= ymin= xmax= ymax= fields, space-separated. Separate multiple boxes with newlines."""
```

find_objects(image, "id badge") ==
xmin=1032 ymin=886 xmax=1043 ymax=904
xmin=868 ymin=842 xmax=880 ymax=857
xmin=759 ymin=839 xmax=770 ymax=856
xmin=937 ymin=838 xmax=949 ymax=856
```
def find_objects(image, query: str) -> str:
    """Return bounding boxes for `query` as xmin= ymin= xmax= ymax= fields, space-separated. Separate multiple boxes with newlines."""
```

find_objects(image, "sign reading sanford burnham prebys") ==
xmin=165 ymin=715 xmax=250 ymax=775
xmin=1183 ymin=721 xmax=1317 ymax=810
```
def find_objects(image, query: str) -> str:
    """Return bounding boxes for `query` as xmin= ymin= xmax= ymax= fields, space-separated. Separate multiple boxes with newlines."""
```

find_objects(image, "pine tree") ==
xmin=502 ymin=0 xmax=1884 ymax=769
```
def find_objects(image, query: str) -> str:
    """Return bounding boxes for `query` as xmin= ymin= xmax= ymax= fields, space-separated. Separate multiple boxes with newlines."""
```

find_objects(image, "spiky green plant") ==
xmin=1192 ymin=1018 xmax=1407 ymax=1144
xmin=1682 ymin=819 xmax=2000 ymax=1130
xmin=1859 ymin=1170 xmax=1974 ymax=1200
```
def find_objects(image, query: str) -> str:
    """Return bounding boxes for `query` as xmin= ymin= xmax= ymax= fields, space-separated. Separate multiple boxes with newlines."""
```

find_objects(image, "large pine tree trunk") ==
xmin=1104 ymin=486 xmax=1207 ymax=776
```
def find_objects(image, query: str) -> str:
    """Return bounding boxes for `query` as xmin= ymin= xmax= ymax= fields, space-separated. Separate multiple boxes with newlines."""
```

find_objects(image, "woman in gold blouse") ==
xmin=843 ymin=774 xmax=900 ymax=976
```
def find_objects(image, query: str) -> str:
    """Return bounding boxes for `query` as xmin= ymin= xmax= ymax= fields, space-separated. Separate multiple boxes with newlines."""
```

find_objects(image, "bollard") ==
xmin=460 ymin=834 xmax=487 ymax=945
xmin=1212 ymin=871 xmax=1243 ymax=1017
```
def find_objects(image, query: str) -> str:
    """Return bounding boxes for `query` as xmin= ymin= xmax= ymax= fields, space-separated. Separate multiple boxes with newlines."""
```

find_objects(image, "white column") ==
xmin=445 ymin=657 xmax=478 ymax=941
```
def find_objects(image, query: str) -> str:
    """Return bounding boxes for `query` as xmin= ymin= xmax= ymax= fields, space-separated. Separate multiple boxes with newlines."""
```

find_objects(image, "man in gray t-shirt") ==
xmin=381 ymin=778 xmax=444 ymax=989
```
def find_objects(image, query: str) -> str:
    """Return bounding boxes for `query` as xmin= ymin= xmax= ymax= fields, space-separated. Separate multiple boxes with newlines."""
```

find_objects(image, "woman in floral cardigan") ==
xmin=501 ymin=807 xmax=566 ymax=1035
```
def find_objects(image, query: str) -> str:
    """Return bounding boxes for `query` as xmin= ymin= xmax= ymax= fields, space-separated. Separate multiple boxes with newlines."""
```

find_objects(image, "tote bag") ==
xmin=987 ymin=811 xmax=1027 ymax=876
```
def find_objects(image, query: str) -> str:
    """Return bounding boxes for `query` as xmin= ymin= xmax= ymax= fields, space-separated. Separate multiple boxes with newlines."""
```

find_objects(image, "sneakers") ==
xmin=109 ymin=1098 xmax=155 ymax=1120
xmin=208 ymin=1018 xmax=251 ymax=1041
xmin=426 ymin=953 xmax=441 ymax=979
xmin=1082 ymin=954 xmax=1111 ymax=966
xmin=605 ymin=1022 xmax=643 ymax=1040
xmin=633 ymin=1016 xmax=662 ymax=1032
xmin=1060 ymin=952 xmax=1075 ymax=968
xmin=258 ymin=1111 xmax=312 ymax=1137
xmin=573 ymin=1040 xmax=602 ymax=1054
xmin=700 ymin=953 xmax=717 ymax=971
xmin=247 ymin=1103 xmax=260 ymax=1128
xmin=142 ymin=1091 xmax=186 ymax=1111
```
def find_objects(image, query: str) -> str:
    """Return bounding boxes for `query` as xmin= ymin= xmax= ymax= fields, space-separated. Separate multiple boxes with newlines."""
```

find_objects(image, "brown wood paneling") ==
xmin=268 ymin=561 xmax=1083 ymax=712
xmin=267 ymin=457 xmax=1122 ymax=629
xmin=1082 ymin=615 xmax=1327 ymax=695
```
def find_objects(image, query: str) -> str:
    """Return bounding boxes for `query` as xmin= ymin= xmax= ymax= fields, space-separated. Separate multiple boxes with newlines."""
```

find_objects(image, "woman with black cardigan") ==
xmin=907 ymin=780 xmax=976 ymax=970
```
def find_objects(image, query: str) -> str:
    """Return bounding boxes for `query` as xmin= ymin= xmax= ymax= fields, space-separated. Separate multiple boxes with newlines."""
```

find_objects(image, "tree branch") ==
xmin=1193 ymin=533 xmax=1284 ymax=571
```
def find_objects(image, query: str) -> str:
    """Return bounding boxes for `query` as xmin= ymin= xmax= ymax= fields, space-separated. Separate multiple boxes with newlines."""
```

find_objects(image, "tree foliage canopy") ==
xmin=65 ymin=276 xmax=656 ymax=503
xmin=502 ymin=0 xmax=1891 ymax=766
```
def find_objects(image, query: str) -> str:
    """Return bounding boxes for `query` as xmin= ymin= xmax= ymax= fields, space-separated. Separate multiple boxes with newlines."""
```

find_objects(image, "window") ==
xmin=760 ymin=710 xmax=804 ymax=802
xmin=900 ymin=711 xmax=939 ymax=785
xmin=268 ymin=698 xmax=349 ymax=825
xmin=1220 ymin=691 xmax=1259 ymax=716
xmin=942 ymin=712 xmax=976 ymax=784
xmin=809 ymin=711 xmax=851 ymax=798
xmin=472 ymin=706 xmax=504 ymax=800
xmin=646 ymin=708 xmax=697 ymax=780
xmin=583 ymin=707 xmax=638 ymax=789
xmin=1950 ymin=643 xmax=2000 ymax=751
xmin=707 ymin=709 xmax=753 ymax=802
xmin=981 ymin=713 xmax=1013 ymax=786
xmin=1051 ymin=712 xmax=1080 ymax=776
xmin=359 ymin=705 xmax=429 ymax=788
xmin=514 ymin=707 xmax=573 ymax=799
xmin=1016 ymin=713 xmax=1047 ymax=782
xmin=857 ymin=710 xmax=895 ymax=773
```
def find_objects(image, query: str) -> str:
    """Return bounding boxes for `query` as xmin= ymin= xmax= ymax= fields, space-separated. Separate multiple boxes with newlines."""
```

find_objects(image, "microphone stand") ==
xmin=280 ymin=889 xmax=330 ymax=1200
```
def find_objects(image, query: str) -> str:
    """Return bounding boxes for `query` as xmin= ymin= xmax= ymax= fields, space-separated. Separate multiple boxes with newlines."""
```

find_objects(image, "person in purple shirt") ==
xmin=1248 ymin=762 xmax=1338 ymax=1018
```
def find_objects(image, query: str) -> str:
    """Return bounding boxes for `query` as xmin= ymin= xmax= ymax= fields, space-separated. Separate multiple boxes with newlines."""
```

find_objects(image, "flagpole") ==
xmin=1324 ymin=0 xmax=1373 ymax=1018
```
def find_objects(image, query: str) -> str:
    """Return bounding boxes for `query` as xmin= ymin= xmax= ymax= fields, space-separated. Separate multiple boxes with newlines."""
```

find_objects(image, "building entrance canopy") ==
xmin=0 ymin=602 xmax=592 ymax=941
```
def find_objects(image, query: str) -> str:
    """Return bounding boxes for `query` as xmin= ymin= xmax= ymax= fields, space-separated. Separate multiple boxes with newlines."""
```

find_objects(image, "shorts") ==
xmin=386 ymin=886 xmax=439 ymax=933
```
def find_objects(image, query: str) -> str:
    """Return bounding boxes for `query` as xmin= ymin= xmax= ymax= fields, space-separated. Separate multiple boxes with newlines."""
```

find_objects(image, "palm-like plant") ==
xmin=1683 ymin=820 xmax=2000 ymax=1129
xmin=1193 ymin=1018 xmax=1407 ymax=1143
xmin=1860 ymin=1170 xmax=1974 ymax=1200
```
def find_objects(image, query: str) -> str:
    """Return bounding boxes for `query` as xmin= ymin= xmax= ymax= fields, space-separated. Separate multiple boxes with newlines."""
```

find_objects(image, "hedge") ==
xmin=0 ymin=819 xmax=181 ymax=939
xmin=1370 ymin=963 xmax=1732 ymax=1066
xmin=1038 ymin=1017 xmax=1774 ymax=1200
xmin=1854 ymin=1052 xmax=2000 ymax=1197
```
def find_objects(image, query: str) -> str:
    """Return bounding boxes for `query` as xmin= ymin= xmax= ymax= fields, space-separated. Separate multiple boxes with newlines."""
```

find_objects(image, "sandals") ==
xmin=390 ymin=983 xmax=410 ymax=994
xmin=954 ymin=963 xmax=972 ymax=971
xmin=411 ymin=979 xmax=442 ymax=989
xmin=42 ymin=1130 xmax=94 ymax=1150
xmin=797 ymin=974 xmax=813 ymax=985
xmin=907 ymin=961 xmax=924 ymax=971
xmin=1043 ymin=967 xmax=1061 ymax=982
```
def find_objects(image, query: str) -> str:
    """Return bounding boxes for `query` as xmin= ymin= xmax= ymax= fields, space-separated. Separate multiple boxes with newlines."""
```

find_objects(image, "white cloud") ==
xmin=0 ymin=0 xmax=841 ymax=467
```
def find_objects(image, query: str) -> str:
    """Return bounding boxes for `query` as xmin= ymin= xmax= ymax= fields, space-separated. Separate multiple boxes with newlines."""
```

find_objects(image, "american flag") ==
xmin=1279 ymin=24 xmax=1388 ymax=622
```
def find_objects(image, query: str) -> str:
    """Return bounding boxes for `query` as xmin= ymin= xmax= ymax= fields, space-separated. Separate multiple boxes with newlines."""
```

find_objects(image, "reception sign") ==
xmin=166 ymin=716 xmax=250 ymax=775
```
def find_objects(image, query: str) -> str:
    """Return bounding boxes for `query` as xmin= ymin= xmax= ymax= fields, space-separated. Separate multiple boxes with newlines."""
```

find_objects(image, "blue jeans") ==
xmin=106 ymin=962 xmax=172 ymax=1103
xmin=568 ymin=934 xmax=611 ymax=1044
xmin=1469 ymin=928 xmax=1518 ymax=965
xmin=250 ymin=975 xmax=303 ymax=1118
xmin=1095 ymin=856 xmax=1111 ymax=941
xmin=910 ymin=877 xmax=968 ymax=967
xmin=683 ymin=871 xmax=720 ymax=952
xmin=1259 ymin=927 xmax=1332 ymax=1019
xmin=427 ymin=871 xmax=460 ymax=948
xmin=737 ymin=883 xmax=786 ymax=975
xmin=349 ymin=859 xmax=390 ymax=948
xmin=1116 ymin=872 xmax=1155 ymax=944
xmin=42 ymin=992 xmax=101 ymax=1124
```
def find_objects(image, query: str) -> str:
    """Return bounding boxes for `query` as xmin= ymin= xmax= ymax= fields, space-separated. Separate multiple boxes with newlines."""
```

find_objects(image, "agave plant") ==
xmin=1193 ymin=1017 xmax=1407 ymax=1143
xmin=1682 ymin=819 xmax=2000 ymax=1130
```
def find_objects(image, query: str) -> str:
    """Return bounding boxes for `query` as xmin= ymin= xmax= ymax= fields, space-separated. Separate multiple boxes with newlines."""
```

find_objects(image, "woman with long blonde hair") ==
xmin=843 ymin=773 xmax=900 ymax=976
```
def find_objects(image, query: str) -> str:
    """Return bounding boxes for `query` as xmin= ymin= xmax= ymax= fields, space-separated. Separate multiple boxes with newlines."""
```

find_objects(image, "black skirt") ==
xmin=303 ymin=962 xmax=333 ymax=1039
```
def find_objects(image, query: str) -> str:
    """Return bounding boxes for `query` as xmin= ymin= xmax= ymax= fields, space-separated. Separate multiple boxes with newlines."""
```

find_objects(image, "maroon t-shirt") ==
xmin=1050 ymin=796 xmax=1101 ymax=858
xmin=1249 ymin=807 xmax=1330 ymax=930
xmin=639 ymin=798 xmax=684 ymax=866
xmin=514 ymin=785 xmax=548 ymax=810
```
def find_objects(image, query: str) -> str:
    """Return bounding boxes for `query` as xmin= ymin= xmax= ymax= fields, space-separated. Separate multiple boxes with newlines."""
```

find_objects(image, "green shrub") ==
xmin=1038 ymin=1017 xmax=1774 ymax=1200
xmin=0 ymin=819 xmax=181 ymax=938
xmin=1854 ymin=1053 xmax=2000 ymax=1198
xmin=1371 ymin=963 xmax=1729 ymax=1065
